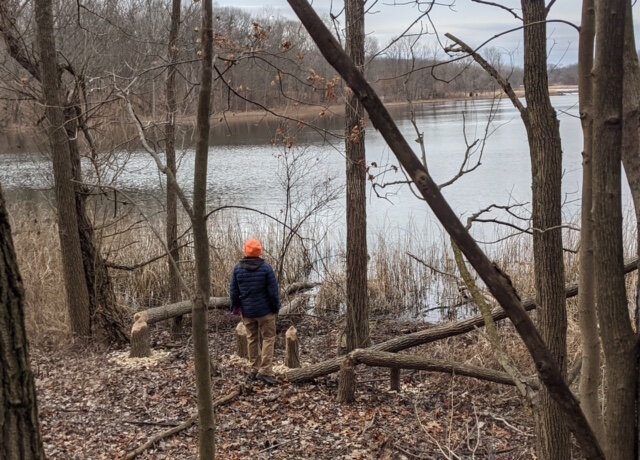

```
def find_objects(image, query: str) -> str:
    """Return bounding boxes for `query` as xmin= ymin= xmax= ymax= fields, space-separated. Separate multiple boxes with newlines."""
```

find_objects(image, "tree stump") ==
xmin=390 ymin=368 xmax=401 ymax=392
xmin=337 ymin=355 xmax=356 ymax=403
xmin=235 ymin=322 xmax=248 ymax=359
xmin=285 ymin=325 xmax=301 ymax=368
xmin=130 ymin=312 xmax=151 ymax=358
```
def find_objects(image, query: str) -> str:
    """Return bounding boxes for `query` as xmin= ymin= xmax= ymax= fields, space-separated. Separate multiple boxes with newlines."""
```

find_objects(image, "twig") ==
xmin=489 ymin=413 xmax=532 ymax=437
xmin=122 ymin=419 xmax=180 ymax=428
xmin=124 ymin=390 xmax=240 ymax=460
xmin=361 ymin=409 xmax=377 ymax=435
xmin=258 ymin=438 xmax=295 ymax=453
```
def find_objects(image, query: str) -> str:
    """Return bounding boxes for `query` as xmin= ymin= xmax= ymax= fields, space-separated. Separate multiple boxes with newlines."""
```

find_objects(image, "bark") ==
xmin=0 ymin=184 xmax=44 ymax=459
xmin=34 ymin=0 xmax=91 ymax=339
xmin=285 ymin=1 xmax=604 ymax=456
xmin=166 ymin=0 xmax=183 ymax=335
xmin=593 ymin=1 xmax=637 ymax=458
xmin=192 ymin=0 xmax=215 ymax=456
xmin=521 ymin=2 xmax=569 ymax=457
xmin=577 ymin=0 xmax=604 ymax=443
xmin=622 ymin=2 xmax=640 ymax=454
xmin=344 ymin=0 xmax=368 ymax=351
xmin=287 ymin=258 xmax=638 ymax=383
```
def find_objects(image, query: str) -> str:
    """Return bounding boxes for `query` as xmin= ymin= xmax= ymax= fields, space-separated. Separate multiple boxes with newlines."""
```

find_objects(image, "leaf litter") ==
xmin=32 ymin=311 xmax=542 ymax=459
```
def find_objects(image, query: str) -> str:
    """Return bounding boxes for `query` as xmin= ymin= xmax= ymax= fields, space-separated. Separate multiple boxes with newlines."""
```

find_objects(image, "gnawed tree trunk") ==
xmin=521 ymin=2 xmax=569 ymax=457
xmin=35 ymin=0 xmax=91 ymax=339
xmin=130 ymin=312 xmax=151 ymax=358
xmin=577 ymin=0 xmax=604 ymax=443
xmin=593 ymin=1 xmax=637 ymax=458
xmin=337 ymin=355 xmax=356 ymax=403
xmin=285 ymin=325 xmax=300 ymax=368
xmin=166 ymin=0 xmax=183 ymax=335
xmin=344 ymin=0 xmax=369 ymax=351
xmin=285 ymin=1 xmax=604 ymax=456
xmin=0 ymin=184 xmax=45 ymax=459
xmin=192 ymin=0 xmax=215 ymax=456
xmin=236 ymin=322 xmax=248 ymax=359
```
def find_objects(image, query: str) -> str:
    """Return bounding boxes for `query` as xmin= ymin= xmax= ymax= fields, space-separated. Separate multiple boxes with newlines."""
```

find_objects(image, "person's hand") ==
xmin=230 ymin=306 xmax=241 ymax=316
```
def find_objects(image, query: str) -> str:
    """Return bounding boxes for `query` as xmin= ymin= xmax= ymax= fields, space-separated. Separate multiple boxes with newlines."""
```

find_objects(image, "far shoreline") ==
xmin=1 ymin=85 xmax=578 ymax=135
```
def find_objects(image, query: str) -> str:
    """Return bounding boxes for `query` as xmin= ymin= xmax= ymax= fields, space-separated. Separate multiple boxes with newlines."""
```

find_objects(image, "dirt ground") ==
xmin=33 ymin=311 xmax=544 ymax=459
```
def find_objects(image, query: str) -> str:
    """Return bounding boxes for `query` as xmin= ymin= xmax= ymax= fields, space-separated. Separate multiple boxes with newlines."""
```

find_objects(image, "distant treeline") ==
xmin=0 ymin=1 xmax=580 ymax=126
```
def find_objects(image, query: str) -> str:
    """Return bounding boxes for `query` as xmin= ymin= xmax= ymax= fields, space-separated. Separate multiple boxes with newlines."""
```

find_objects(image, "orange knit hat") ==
xmin=244 ymin=239 xmax=263 ymax=257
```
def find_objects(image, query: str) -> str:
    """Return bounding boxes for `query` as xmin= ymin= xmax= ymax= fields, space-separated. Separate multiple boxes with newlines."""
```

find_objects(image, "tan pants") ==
xmin=242 ymin=313 xmax=276 ymax=376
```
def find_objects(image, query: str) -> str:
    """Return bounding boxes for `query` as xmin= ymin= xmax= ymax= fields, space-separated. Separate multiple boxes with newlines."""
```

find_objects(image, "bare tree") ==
xmin=577 ymin=0 xmax=603 ymax=443
xmin=592 ymin=0 xmax=637 ymax=458
xmin=0 ymin=184 xmax=44 ymax=459
xmin=344 ymin=0 xmax=369 ymax=351
xmin=166 ymin=0 xmax=183 ymax=334
xmin=285 ymin=0 xmax=604 ymax=456
xmin=34 ymin=0 xmax=91 ymax=338
xmin=1 ymin=1 xmax=129 ymax=344
xmin=192 ymin=0 xmax=216 ymax=456
xmin=520 ymin=2 xmax=569 ymax=458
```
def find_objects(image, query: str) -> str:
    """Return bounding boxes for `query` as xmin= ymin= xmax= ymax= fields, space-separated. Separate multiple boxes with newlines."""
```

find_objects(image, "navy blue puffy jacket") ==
xmin=230 ymin=257 xmax=281 ymax=318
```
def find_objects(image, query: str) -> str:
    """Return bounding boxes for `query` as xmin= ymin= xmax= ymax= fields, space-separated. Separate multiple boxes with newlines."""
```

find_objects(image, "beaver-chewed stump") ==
xmin=285 ymin=325 xmax=301 ymax=368
xmin=130 ymin=312 xmax=151 ymax=358
xmin=235 ymin=322 xmax=248 ymax=359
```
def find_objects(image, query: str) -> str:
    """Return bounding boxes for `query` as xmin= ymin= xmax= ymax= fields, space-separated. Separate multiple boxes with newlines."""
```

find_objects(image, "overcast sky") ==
xmin=214 ymin=0 xmax=640 ymax=66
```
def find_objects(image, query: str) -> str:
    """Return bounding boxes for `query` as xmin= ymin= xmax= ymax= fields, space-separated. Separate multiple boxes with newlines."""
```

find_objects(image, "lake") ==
xmin=1 ymin=93 xmax=630 ymax=248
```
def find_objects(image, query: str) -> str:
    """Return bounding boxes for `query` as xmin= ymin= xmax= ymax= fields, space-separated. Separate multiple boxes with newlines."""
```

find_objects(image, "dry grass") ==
xmin=9 ymin=202 xmax=638 ymax=360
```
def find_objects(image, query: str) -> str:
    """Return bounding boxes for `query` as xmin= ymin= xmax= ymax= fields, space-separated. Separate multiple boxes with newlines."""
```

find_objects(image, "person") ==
xmin=230 ymin=239 xmax=281 ymax=385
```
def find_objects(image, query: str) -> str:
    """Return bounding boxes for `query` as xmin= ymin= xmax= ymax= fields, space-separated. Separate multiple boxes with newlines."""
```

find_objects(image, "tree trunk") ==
xmin=593 ymin=1 xmax=637 ymax=458
xmin=34 ymin=0 xmax=91 ymax=339
xmin=192 ymin=0 xmax=215 ymax=457
xmin=577 ymin=0 xmax=604 ymax=443
xmin=521 ymin=2 xmax=569 ymax=457
xmin=166 ymin=0 xmax=183 ymax=335
xmin=621 ymin=2 xmax=640 ymax=454
xmin=285 ymin=1 xmax=604 ymax=456
xmin=66 ymin=123 xmax=129 ymax=344
xmin=0 ymin=184 xmax=45 ymax=459
xmin=344 ymin=0 xmax=369 ymax=351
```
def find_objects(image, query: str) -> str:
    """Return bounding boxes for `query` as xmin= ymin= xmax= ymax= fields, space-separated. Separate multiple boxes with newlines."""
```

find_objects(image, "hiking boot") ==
xmin=257 ymin=373 xmax=278 ymax=385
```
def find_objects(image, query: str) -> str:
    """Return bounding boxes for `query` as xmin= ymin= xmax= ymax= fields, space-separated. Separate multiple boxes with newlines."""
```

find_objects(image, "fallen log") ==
xmin=350 ymin=349 xmax=520 ymax=387
xmin=124 ymin=389 xmax=240 ymax=460
xmin=336 ymin=350 xmax=523 ymax=403
xmin=135 ymin=282 xmax=319 ymax=326
xmin=287 ymin=257 xmax=639 ymax=382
